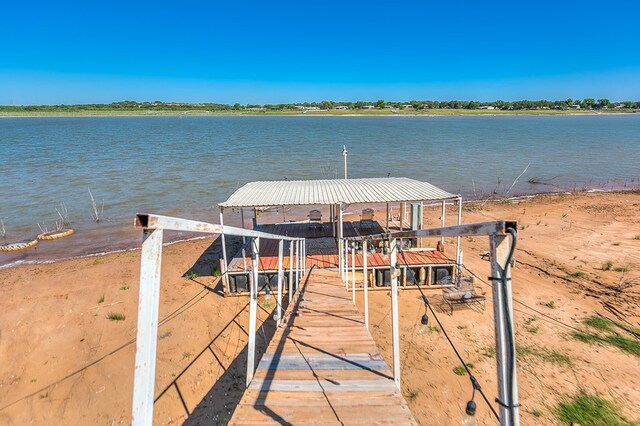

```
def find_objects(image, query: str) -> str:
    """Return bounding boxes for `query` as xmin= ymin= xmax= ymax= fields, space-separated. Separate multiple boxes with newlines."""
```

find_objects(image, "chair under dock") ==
xmin=229 ymin=269 xmax=417 ymax=425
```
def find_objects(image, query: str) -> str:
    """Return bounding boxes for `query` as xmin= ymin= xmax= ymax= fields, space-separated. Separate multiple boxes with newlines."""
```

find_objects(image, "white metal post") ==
xmin=351 ymin=242 xmax=356 ymax=303
xmin=363 ymin=240 xmax=369 ymax=329
xmin=342 ymin=145 xmax=348 ymax=179
xmin=345 ymin=241 xmax=350 ymax=290
xmin=389 ymin=238 xmax=401 ymax=389
xmin=294 ymin=240 xmax=299 ymax=290
xmin=490 ymin=233 xmax=520 ymax=426
xmin=219 ymin=208 xmax=229 ymax=291
xmin=456 ymin=196 xmax=462 ymax=266
xmin=338 ymin=239 xmax=344 ymax=280
xmin=338 ymin=205 xmax=344 ymax=276
xmin=288 ymin=241 xmax=294 ymax=303
xmin=440 ymin=200 xmax=446 ymax=244
xmin=246 ymin=237 xmax=260 ymax=388
xmin=131 ymin=229 xmax=164 ymax=426
xmin=277 ymin=239 xmax=284 ymax=325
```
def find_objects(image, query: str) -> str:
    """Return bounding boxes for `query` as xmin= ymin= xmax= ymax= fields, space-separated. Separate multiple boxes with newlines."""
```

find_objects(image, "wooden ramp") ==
xmin=230 ymin=269 xmax=417 ymax=425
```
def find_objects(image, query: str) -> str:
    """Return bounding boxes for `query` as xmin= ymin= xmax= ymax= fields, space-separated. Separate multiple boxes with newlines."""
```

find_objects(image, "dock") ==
xmin=229 ymin=269 xmax=417 ymax=425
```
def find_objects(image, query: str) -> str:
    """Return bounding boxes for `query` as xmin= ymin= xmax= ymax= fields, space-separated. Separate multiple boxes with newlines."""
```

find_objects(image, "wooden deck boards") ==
xmin=227 ymin=237 xmax=453 ymax=273
xmin=229 ymin=269 xmax=417 ymax=425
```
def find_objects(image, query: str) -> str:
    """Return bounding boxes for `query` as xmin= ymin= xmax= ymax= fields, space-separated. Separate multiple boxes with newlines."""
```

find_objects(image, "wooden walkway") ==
xmin=229 ymin=269 xmax=417 ymax=425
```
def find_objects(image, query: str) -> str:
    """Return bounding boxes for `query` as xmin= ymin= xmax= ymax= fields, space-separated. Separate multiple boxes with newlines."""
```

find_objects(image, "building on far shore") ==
xmin=360 ymin=105 xmax=375 ymax=109
xmin=335 ymin=106 xmax=348 ymax=110
xmin=478 ymin=105 xmax=495 ymax=110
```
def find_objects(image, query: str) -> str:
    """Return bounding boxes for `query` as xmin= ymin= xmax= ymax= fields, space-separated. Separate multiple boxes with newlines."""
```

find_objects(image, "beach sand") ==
xmin=0 ymin=191 xmax=638 ymax=425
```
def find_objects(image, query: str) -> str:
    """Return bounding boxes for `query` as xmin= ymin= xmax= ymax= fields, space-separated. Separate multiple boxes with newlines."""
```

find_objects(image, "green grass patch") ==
xmin=259 ymin=300 xmax=274 ymax=309
xmin=569 ymin=271 xmax=587 ymax=278
xmin=184 ymin=271 xmax=199 ymax=280
xmin=517 ymin=344 xmax=572 ymax=366
xmin=544 ymin=300 xmax=556 ymax=309
xmin=531 ymin=408 xmax=543 ymax=418
xmin=602 ymin=261 xmax=613 ymax=271
xmin=613 ymin=267 xmax=629 ymax=273
xmin=556 ymin=390 xmax=635 ymax=426
xmin=607 ymin=335 xmax=640 ymax=356
xmin=453 ymin=363 xmax=474 ymax=376
xmin=119 ymin=283 xmax=129 ymax=290
xmin=583 ymin=315 xmax=614 ymax=332
xmin=524 ymin=317 xmax=540 ymax=333
xmin=93 ymin=257 xmax=106 ymax=265
xmin=211 ymin=267 xmax=221 ymax=277
xmin=107 ymin=312 xmax=125 ymax=321
xmin=182 ymin=352 xmax=192 ymax=360
xmin=572 ymin=331 xmax=640 ymax=357
xmin=407 ymin=390 xmax=419 ymax=401
xmin=480 ymin=346 xmax=496 ymax=358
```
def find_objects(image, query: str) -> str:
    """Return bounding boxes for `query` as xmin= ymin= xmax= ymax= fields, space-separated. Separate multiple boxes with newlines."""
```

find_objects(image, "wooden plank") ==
xmin=229 ymin=269 xmax=417 ymax=425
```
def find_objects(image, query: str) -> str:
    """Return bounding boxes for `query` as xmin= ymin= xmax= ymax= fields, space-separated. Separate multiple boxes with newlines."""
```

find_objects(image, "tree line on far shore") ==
xmin=1 ymin=98 xmax=639 ymax=113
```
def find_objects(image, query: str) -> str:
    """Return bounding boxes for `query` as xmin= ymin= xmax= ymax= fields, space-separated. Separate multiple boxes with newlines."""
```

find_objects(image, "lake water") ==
xmin=1 ymin=115 xmax=639 ymax=266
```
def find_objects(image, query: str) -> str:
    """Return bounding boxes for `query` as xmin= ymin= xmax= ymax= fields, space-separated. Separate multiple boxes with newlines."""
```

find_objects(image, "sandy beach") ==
xmin=0 ymin=191 xmax=638 ymax=425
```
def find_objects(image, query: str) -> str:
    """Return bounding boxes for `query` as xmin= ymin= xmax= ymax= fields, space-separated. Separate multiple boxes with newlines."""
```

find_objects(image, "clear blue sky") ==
xmin=1 ymin=0 xmax=639 ymax=104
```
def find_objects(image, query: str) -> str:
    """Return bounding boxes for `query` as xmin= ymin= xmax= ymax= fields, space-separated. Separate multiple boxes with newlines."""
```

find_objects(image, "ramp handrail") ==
xmin=131 ymin=213 xmax=307 ymax=426
xmin=341 ymin=220 xmax=520 ymax=426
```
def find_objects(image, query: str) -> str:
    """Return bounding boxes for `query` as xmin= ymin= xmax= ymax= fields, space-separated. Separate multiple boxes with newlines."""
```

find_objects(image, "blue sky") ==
xmin=1 ymin=0 xmax=639 ymax=104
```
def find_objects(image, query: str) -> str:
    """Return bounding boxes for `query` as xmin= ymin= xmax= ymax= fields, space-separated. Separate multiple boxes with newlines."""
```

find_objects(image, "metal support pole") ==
xmin=288 ymin=241 xmax=294 ymax=303
xmin=389 ymin=238 xmax=401 ymax=389
xmin=302 ymin=239 xmax=306 ymax=276
xmin=219 ymin=208 xmax=229 ymax=292
xmin=440 ymin=200 xmax=446 ymax=244
xmin=386 ymin=203 xmax=390 ymax=232
xmin=345 ymin=241 xmax=349 ymax=290
xmin=342 ymin=145 xmax=348 ymax=179
xmin=338 ymin=242 xmax=342 ymax=280
xmin=351 ymin=242 xmax=356 ymax=303
xmin=246 ymin=237 xmax=260 ymax=388
xmin=363 ymin=240 xmax=369 ymax=329
xmin=294 ymin=240 xmax=299 ymax=292
xmin=131 ymin=229 xmax=164 ymax=426
xmin=277 ymin=239 xmax=284 ymax=325
xmin=338 ymin=205 xmax=344 ymax=275
xmin=456 ymin=196 xmax=462 ymax=266
xmin=490 ymin=233 xmax=519 ymax=426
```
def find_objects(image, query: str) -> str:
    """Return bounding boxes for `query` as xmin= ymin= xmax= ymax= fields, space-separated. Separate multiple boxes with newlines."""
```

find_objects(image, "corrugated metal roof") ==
xmin=219 ymin=177 xmax=458 ymax=208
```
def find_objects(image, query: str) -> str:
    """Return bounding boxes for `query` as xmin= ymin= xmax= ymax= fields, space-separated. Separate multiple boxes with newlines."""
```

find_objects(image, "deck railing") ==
xmin=131 ymin=214 xmax=307 ymax=426
xmin=342 ymin=220 xmax=520 ymax=426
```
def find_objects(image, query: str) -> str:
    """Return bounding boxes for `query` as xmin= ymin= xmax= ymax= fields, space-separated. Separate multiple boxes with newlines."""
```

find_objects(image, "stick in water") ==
xmin=506 ymin=162 xmax=531 ymax=195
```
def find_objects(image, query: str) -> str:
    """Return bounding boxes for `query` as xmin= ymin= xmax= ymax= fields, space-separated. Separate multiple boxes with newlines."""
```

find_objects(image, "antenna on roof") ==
xmin=341 ymin=145 xmax=348 ymax=179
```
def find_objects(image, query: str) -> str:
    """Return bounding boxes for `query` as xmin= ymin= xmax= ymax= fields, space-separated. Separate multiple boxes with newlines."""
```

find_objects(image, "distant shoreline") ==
xmin=0 ymin=109 xmax=637 ymax=118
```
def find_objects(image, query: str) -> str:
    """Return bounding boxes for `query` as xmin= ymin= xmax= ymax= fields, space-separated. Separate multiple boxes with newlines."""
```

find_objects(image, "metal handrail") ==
xmin=131 ymin=213 xmax=306 ymax=426
xmin=341 ymin=220 xmax=518 ymax=241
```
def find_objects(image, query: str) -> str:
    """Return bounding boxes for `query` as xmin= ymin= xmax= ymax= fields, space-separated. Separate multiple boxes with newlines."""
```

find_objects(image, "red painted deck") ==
xmin=227 ymin=221 xmax=453 ymax=273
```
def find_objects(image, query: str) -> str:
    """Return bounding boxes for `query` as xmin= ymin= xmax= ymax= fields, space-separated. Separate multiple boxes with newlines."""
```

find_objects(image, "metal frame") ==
xmin=131 ymin=214 xmax=306 ymax=426
xmin=342 ymin=220 xmax=519 ymax=426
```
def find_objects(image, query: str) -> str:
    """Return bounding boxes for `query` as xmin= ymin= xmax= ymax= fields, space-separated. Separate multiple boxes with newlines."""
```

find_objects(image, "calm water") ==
xmin=1 ymin=115 xmax=639 ymax=266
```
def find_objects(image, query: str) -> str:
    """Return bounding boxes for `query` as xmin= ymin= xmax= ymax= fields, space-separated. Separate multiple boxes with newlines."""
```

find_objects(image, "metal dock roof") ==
xmin=219 ymin=177 xmax=458 ymax=208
